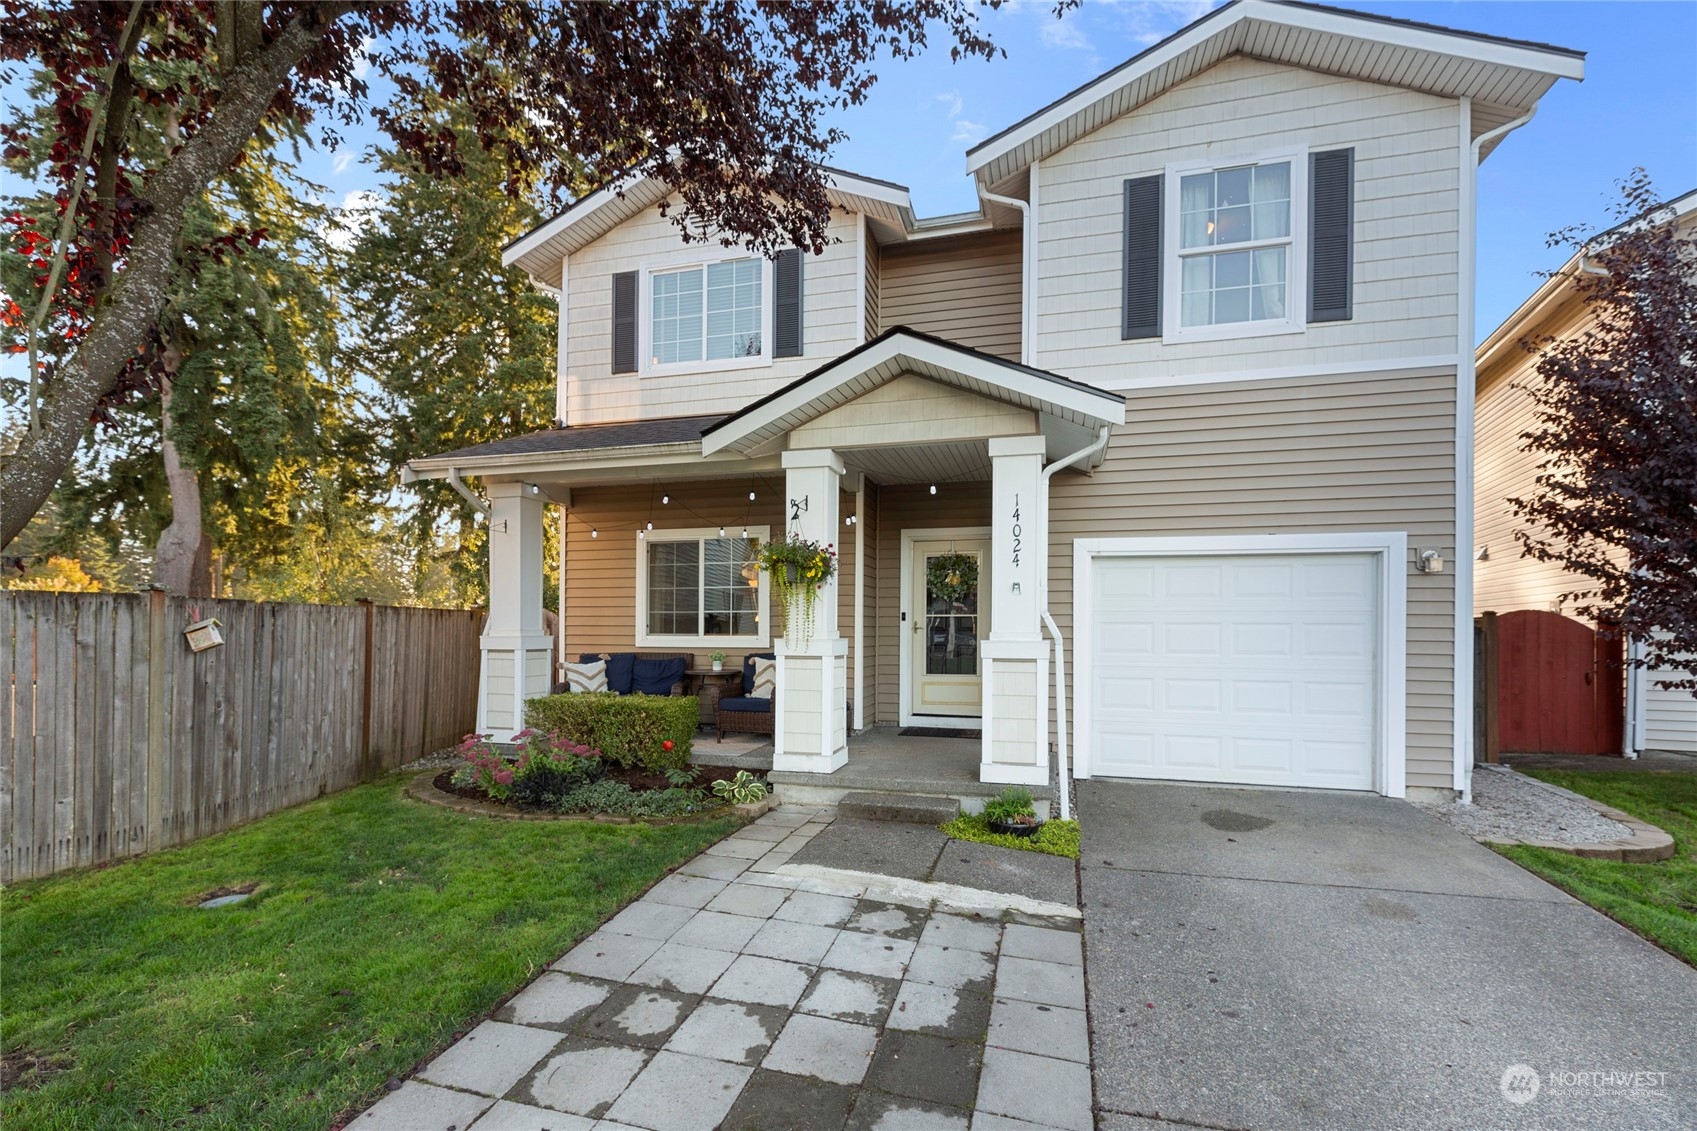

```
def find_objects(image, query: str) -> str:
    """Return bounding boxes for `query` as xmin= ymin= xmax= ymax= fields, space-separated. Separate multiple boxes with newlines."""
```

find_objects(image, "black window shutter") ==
xmin=611 ymin=270 xmax=638 ymax=373
xmin=1308 ymin=148 xmax=1354 ymax=323
xmin=1122 ymin=175 xmax=1162 ymax=340
xmin=773 ymin=248 xmax=804 ymax=358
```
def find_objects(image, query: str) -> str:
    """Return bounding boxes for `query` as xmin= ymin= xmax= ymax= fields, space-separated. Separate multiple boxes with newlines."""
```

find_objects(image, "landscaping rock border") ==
xmin=1465 ymin=766 xmax=1675 ymax=862
xmin=404 ymin=769 xmax=773 ymax=826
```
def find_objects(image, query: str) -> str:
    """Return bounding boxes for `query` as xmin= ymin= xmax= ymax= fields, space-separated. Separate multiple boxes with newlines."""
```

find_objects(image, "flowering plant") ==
xmin=757 ymin=534 xmax=838 ymax=647
xmin=452 ymin=729 xmax=602 ymax=804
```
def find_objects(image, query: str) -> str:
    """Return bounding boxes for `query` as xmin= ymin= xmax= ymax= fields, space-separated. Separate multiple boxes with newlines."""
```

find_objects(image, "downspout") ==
xmin=1455 ymin=99 xmax=1537 ymax=803
xmin=977 ymin=182 xmax=1035 ymax=367
xmin=446 ymin=468 xmax=492 ymax=519
xmin=1039 ymin=425 xmax=1112 ymax=822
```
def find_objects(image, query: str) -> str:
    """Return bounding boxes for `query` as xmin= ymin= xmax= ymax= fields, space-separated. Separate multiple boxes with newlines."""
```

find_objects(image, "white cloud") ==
xmin=951 ymin=119 xmax=989 ymax=145
xmin=936 ymin=90 xmax=963 ymax=118
xmin=351 ymin=35 xmax=376 ymax=80
xmin=1039 ymin=15 xmax=1094 ymax=54
xmin=332 ymin=151 xmax=355 ymax=176
xmin=1115 ymin=0 xmax=1215 ymax=47
xmin=322 ymin=189 xmax=385 ymax=251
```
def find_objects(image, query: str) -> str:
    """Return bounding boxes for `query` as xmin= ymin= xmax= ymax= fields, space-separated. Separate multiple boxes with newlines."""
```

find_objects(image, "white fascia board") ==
xmin=700 ymin=335 xmax=1125 ymax=455
xmin=405 ymin=441 xmax=716 ymax=479
xmin=966 ymin=0 xmax=1584 ymax=177
xmin=826 ymin=170 xmax=913 ymax=212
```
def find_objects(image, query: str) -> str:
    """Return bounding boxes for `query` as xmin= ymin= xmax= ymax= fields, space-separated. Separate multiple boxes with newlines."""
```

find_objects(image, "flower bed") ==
xmin=432 ymin=730 xmax=767 ymax=821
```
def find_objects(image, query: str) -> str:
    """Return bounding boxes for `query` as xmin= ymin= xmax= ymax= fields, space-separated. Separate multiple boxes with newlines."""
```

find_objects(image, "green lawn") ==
xmin=1499 ymin=768 xmax=1697 ymax=966
xmin=1 ymin=775 xmax=736 ymax=1130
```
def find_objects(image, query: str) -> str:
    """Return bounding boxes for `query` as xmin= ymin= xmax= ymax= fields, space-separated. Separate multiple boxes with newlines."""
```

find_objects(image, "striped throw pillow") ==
xmin=749 ymin=657 xmax=778 ymax=700
xmin=562 ymin=659 xmax=608 ymax=694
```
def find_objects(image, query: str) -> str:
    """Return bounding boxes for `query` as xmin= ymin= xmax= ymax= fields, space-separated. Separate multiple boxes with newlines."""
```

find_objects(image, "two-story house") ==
xmin=404 ymin=0 xmax=1584 ymax=802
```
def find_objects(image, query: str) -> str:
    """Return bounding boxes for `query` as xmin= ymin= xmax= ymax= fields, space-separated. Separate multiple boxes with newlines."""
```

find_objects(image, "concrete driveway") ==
xmin=1077 ymin=780 xmax=1697 ymax=1130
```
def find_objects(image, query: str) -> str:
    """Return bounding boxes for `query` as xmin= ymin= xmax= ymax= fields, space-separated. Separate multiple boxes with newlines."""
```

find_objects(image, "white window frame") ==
xmin=635 ymin=525 xmax=772 ymax=649
xmin=1162 ymin=147 xmax=1308 ymax=345
xmin=638 ymin=248 xmax=773 ymax=377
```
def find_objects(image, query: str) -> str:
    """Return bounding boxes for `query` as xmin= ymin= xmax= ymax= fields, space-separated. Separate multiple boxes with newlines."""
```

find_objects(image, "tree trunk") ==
xmin=154 ymin=365 xmax=211 ymax=597
xmin=0 ymin=4 xmax=352 ymax=550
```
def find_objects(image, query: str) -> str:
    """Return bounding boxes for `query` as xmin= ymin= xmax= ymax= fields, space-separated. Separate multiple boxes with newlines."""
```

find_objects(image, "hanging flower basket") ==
xmin=757 ymin=535 xmax=838 ymax=648
xmin=926 ymin=553 xmax=978 ymax=604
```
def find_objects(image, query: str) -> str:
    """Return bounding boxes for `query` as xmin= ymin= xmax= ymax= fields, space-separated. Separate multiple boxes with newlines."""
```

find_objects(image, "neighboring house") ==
xmin=1473 ymin=189 xmax=1697 ymax=756
xmin=404 ymin=0 xmax=1585 ymax=801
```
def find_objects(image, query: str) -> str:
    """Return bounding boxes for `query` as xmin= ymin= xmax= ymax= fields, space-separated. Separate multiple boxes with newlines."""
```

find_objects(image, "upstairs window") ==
xmin=1177 ymin=161 xmax=1292 ymax=329
xmin=648 ymin=257 xmax=765 ymax=369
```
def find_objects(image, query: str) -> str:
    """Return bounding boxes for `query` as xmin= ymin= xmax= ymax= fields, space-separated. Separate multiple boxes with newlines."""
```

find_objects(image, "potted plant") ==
xmin=982 ymin=785 xmax=1042 ymax=838
xmin=709 ymin=650 xmax=726 ymax=672
xmin=757 ymin=535 xmax=838 ymax=648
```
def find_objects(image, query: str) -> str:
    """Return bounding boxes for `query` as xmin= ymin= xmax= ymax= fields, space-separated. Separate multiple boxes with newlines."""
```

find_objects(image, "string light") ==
xmin=748 ymin=490 xmax=757 ymax=501
xmin=661 ymin=494 xmax=669 ymax=505
xmin=929 ymin=484 xmax=937 ymax=495
xmin=646 ymin=521 xmax=653 ymax=531
xmin=638 ymin=529 xmax=645 ymax=539
xmin=719 ymin=526 xmax=726 ymax=538
xmin=591 ymin=528 xmax=599 ymax=539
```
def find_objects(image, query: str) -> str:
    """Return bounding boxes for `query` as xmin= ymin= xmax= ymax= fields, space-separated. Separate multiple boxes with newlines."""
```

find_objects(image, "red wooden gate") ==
xmin=1495 ymin=610 xmax=1624 ymax=756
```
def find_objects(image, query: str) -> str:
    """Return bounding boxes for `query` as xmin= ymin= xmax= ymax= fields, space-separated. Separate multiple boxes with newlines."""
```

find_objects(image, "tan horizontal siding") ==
xmin=1048 ymin=368 xmax=1458 ymax=790
xmin=878 ymin=231 xmax=1022 ymax=360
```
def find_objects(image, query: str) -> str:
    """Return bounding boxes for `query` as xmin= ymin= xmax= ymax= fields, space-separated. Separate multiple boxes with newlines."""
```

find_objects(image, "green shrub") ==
xmin=526 ymin=693 xmax=697 ymax=771
xmin=982 ymin=785 xmax=1036 ymax=824
xmin=554 ymin=780 xmax=718 ymax=818
xmin=942 ymin=815 xmax=1080 ymax=859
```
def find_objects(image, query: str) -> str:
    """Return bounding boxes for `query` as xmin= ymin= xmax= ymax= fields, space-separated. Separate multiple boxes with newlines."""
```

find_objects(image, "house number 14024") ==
xmin=1010 ymin=493 xmax=1021 ymax=568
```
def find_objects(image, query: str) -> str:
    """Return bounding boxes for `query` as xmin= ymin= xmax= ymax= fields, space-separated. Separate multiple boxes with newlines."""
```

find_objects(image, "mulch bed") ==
xmin=432 ymin=763 xmax=758 ymax=807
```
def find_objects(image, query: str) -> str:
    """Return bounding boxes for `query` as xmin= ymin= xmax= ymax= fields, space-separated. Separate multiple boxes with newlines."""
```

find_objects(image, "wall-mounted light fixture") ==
xmin=1414 ymin=549 xmax=1445 ymax=573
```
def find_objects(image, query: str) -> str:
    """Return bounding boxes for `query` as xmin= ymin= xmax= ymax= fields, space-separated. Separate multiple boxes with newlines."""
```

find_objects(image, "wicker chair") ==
xmin=715 ymin=652 xmax=776 ymax=741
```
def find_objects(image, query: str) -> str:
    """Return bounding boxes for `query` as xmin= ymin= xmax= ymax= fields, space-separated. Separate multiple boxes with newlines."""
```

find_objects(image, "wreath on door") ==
xmin=926 ymin=553 xmax=978 ymax=604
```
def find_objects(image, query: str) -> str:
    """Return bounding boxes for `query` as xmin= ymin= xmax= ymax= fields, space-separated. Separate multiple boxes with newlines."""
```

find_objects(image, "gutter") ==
xmin=1039 ymin=425 xmax=1113 ymax=822
xmin=446 ymin=468 xmax=492 ymax=518
xmin=977 ymin=183 xmax=1035 ymax=367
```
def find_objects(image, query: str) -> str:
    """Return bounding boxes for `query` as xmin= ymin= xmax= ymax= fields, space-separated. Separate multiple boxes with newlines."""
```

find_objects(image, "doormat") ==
xmin=898 ymin=727 xmax=982 ymax=739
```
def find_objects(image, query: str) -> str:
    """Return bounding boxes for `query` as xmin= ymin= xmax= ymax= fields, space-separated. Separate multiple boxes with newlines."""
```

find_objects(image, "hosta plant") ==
xmin=711 ymin=771 xmax=769 ymax=805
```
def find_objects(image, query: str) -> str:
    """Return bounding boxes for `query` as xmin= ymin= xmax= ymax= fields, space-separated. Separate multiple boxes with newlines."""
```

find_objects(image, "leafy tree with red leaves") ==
xmin=1511 ymin=170 xmax=1697 ymax=691
xmin=2 ymin=0 xmax=1059 ymax=549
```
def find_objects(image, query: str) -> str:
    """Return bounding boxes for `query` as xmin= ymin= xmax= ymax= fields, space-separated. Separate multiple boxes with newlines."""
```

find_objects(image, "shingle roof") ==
xmin=416 ymin=414 xmax=724 ymax=463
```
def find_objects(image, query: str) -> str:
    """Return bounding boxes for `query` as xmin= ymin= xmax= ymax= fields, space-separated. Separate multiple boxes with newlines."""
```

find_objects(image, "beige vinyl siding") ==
xmin=564 ymin=204 xmax=860 ymax=426
xmin=1644 ymin=674 xmax=1697 ymax=753
xmin=878 ymin=231 xmax=1023 ymax=361
xmin=1034 ymin=56 xmax=1461 ymax=384
xmin=791 ymin=374 xmax=1036 ymax=451
xmin=873 ymin=483 xmax=992 ymax=724
xmin=1048 ymin=367 xmax=1459 ymax=790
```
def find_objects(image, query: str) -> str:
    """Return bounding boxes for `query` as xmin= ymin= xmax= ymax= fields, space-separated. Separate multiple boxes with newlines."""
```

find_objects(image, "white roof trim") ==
xmin=502 ymin=170 xmax=916 ymax=271
xmin=965 ymin=0 xmax=1584 ymax=180
xmin=700 ymin=332 xmax=1125 ymax=457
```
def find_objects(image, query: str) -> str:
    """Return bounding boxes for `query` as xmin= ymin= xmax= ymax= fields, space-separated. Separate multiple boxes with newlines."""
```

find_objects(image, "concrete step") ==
xmin=838 ymin=791 xmax=960 ymax=824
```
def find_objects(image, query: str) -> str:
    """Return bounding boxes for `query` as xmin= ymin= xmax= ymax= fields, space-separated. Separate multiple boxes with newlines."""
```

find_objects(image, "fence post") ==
xmin=359 ymin=598 xmax=375 ymax=782
xmin=1476 ymin=611 xmax=1500 ymax=765
xmin=145 ymin=587 xmax=167 ymax=850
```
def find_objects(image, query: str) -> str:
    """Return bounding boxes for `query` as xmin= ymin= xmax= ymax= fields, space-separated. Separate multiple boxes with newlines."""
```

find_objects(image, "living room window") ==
xmin=636 ymin=527 xmax=770 ymax=648
xmin=644 ymin=255 xmax=769 ymax=372
xmin=1164 ymin=152 xmax=1305 ymax=342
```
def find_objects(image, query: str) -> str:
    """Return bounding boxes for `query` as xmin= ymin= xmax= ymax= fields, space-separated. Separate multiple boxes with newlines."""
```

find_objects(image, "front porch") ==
xmin=692 ymin=726 xmax=1059 ymax=813
xmin=404 ymin=330 xmax=1125 ymax=794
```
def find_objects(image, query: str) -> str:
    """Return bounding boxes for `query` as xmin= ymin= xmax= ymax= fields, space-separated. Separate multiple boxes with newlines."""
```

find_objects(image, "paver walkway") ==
xmin=354 ymin=806 xmax=1092 ymax=1131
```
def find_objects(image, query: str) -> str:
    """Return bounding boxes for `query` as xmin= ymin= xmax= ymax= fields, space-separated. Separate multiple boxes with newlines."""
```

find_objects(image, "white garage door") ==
xmin=1089 ymin=553 xmax=1380 ymax=790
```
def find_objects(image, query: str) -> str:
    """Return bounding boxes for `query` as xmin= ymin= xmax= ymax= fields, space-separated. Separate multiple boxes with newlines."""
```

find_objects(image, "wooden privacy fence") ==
xmin=1 ymin=591 xmax=483 ymax=883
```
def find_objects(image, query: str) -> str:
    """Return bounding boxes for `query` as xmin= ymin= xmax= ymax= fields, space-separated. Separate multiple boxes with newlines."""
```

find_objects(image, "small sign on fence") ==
xmin=183 ymin=617 xmax=225 ymax=652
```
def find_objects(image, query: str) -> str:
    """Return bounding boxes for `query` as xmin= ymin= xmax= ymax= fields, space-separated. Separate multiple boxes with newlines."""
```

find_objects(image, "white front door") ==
xmin=906 ymin=537 xmax=990 ymax=721
xmin=1088 ymin=552 xmax=1380 ymax=790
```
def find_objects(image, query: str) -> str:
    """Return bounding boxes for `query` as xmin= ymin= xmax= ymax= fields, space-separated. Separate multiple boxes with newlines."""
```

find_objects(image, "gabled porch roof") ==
xmin=700 ymin=327 xmax=1125 ymax=467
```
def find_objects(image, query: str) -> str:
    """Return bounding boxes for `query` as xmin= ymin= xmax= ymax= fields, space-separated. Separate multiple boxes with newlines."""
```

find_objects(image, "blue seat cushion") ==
xmin=632 ymin=656 xmax=687 ymax=696
xmin=583 ymin=652 xmax=635 ymax=695
xmin=718 ymin=696 xmax=772 ymax=714
xmin=741 ymin=652 xmax=777 ymax=695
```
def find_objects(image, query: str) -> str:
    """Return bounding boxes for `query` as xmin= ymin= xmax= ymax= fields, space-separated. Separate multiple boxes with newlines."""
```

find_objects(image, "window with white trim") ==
xmin=636 ymin=528 xmax=770 ymax=647
xmin=647 ymin=257 xmax=764 ymax=369
xmin=1178 ymin=161 xmax=1292 ymax=328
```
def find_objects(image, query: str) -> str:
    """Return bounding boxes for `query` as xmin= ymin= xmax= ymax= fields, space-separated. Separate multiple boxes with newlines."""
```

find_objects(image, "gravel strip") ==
xmin=1416 ymin=766 xmax=1631 ymax=845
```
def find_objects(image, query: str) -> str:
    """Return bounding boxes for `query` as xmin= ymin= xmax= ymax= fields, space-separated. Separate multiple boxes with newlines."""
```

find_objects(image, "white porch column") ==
xmin=478 ymin=482 xmax=553 ymax=743
xmin=982 ymin=435 xmax=1050 ymax=785
xmin=773 ymin=449 xmax=849 ymax=773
